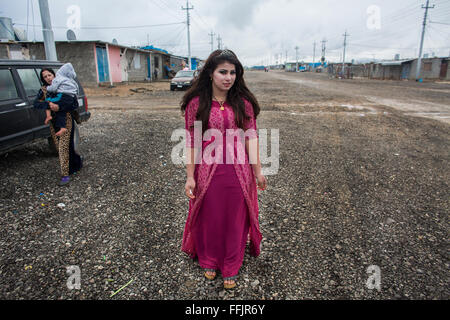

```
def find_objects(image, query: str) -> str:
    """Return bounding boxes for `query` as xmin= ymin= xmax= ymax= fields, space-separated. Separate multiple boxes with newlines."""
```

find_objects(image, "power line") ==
xmin=348 ymin=5 xmax=425 ymax=45
xmin=14 ymin=21 xmax=185 ymax=30
xmin=350 ymin=24 xmax=421 ymax=46
xmin=429 ymin=20 xmax=450 ymax=26
xmin=190 ymin=2 xmax=213 ymax=32
xmin=350 ymin=14 xmax=422 ymax=44
xmin=349 ymin=43 xmax=418 ymax=50
xmin=151 ymin=24 xmax=186 ymax=47
xmin=149 ymin=0 xmax=182 ymax=21
xmin=190 ymin=14 xmax=210 ymax=34
xmin=159 ymin=0 xmax=183 ymax=15
xmin=427 ymin=24 xmax=450 ymax=40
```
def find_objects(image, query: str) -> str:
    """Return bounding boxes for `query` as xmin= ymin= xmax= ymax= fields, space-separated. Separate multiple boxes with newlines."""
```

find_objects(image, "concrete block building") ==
xmin=0 ymin=40 xmax=187 ymax=85
xmin=327 ymin=57 xmax=450 ymax=81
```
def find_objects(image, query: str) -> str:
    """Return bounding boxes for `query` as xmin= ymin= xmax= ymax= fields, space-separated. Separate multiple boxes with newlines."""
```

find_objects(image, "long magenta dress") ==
xmin=182 ymin=96 xmax=262 ymax=278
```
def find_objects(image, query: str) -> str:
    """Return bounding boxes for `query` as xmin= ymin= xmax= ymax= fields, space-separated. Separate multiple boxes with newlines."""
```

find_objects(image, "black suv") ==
xmin=0 ymin=60 xmax=91 ymax=154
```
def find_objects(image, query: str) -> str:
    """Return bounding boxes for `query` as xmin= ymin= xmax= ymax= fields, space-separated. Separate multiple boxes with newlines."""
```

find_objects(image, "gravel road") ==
xmin=0 ymin=71 xmax=448 ymax=300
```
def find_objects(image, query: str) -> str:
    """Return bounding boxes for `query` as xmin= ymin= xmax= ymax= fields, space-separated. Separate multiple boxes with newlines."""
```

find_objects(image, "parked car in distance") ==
xmin=0 ymin=59 xmax=91 ymax=154
xmin=170 ymin=70 xmax=197 ymax=91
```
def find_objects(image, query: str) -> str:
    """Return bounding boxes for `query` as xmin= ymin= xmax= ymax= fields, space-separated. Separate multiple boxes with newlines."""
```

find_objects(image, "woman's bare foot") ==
xmin=55 ymin=127 xmax=68 ymax=137
xmin=44 ymin=116 xmax=52 ymax=125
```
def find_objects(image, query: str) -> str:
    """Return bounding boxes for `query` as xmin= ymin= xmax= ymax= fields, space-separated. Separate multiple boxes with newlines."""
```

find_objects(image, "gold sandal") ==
xmin=223 ymin=277 xmax=237 ymax=289
xmin=204 ymin=269 xmax=216 ymax=280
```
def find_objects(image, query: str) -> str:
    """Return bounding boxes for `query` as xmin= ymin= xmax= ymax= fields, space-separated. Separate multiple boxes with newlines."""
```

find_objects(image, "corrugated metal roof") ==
xmin=380 ymin=59 xmax=414 ymax=66
xmin=13 ymin=40 xmax=151 ymax=54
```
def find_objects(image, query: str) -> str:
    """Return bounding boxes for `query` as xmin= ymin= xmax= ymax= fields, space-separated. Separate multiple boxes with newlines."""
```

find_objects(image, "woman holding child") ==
xmin=181 ymin=49 xmax=267 ymax=290
xmin=33 ymin=66 xmax=83 ymax=186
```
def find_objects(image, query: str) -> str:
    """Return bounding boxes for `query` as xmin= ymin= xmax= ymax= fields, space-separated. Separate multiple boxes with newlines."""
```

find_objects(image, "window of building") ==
xmin=134 ymin=53 xmax=141 ymax=69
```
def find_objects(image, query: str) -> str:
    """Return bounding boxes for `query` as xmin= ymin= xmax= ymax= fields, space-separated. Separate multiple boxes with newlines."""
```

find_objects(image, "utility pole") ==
xmin=26 ymin=0 xmax=30 ymax=41
xmin=321 ymin=38 xmax=327 ymax=65
xmin=342 ymin=31 xmax=349 ymax=78
xmin=31 ymin=0 xmax=36 ymax=41
xmin=208 ymin=31 xmax=215 ymax=52
xmin=416 ymin=0 xmax=434 ymax=81
xmin=295 ymin=46 xmax=299 ymax=72
xmin=217 ymin=35 xmax=222 ymax=50
xmin=182 ymin=0 xmax=193 ymax=69
xmin=312 ymin=41 xmax=316 ymax=70
xmin=38 ymin=0 xmax=57 ymax=61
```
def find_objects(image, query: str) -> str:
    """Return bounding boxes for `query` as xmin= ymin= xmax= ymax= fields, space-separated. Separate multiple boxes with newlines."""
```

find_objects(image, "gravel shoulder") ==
xmin=0 ymin=71 xmax=448 ymax=300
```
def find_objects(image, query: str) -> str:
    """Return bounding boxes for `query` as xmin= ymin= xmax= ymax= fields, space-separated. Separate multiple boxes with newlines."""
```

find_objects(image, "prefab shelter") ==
xmin=0 ymin=40 xmax=152 ymax=85
xmin=408 ymin=57 xmax=449 ymax=80
xmin=328 ymin=57 xmax=450 ymax=81
xmin=0 ymin=40 xmax=208 ymax=84
xmin=140 ymin=45 xmax=170 ymax=79
xmin=370 ymin=57 xmax=449 ymax=80
xmin=285 ymin=62 xmax=298 ymax=72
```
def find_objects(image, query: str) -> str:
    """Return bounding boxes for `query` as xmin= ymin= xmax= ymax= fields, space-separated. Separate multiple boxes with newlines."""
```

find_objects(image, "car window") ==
xmin=0 ymin=69 xmax=19 ymax=101
xmin=17 ymin=68 xmax=42 ymax=97
xmin=175 ymin=71 xmax=194 ymax=78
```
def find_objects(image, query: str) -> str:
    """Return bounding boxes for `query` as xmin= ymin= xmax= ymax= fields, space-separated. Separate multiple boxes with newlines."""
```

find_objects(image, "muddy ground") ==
xmin=0 ymin=70 xmax=448 ymax=300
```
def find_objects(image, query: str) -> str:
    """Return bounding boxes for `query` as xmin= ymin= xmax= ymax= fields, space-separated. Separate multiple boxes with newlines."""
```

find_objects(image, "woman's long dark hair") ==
xmin=40 ymin=68 xmax=55 ymax=86
xmin=181 ymin=49 xmax=260 ymax=133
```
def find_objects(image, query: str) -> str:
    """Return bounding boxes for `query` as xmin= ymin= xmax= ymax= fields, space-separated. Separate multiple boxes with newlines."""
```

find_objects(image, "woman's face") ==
xmin=211 ymin=62 xmax=236 ymax=93
xmin=42 ymin=70 xmax=54 ymax=85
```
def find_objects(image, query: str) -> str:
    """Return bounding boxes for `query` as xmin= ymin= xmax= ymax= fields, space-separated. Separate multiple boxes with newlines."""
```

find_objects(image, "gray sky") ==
xmin=2 ymin=0 xmax=450 ymax=66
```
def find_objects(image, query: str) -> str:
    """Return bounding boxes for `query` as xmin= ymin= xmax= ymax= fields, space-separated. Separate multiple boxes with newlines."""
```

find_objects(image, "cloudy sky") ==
xmin=2 ymin=0 xmax=450 ymax=66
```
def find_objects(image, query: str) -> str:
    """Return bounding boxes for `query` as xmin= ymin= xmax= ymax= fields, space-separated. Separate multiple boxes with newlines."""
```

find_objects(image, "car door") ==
xmin=16 ymin=67 xmax=48 ymax=135
xmin=0 ymin=67 xmax=33 ymax=152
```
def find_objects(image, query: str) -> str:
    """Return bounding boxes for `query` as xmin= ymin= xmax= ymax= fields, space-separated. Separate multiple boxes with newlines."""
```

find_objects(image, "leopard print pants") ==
xmin=49 ymin=112 xmax=72 ymax=177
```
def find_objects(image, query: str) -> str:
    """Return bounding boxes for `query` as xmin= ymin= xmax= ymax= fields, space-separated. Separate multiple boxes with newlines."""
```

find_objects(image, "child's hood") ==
xmin=57 ymin=63 xmax=77 ymax=80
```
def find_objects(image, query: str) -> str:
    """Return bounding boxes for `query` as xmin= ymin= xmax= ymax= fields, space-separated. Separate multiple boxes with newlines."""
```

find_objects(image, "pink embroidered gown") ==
xmin=182 ymin=96 xmax=262 ymax=278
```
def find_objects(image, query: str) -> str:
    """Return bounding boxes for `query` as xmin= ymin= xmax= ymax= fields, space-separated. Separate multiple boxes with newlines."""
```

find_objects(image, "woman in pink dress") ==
xmin=181 ymin=49 xmax=267 ymax=289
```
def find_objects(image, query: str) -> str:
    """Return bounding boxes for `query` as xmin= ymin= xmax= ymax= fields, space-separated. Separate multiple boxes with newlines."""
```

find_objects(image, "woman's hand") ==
xmin=185 ymin=177 xmax=196 ymax=199
xmin=256 ymin=174 xmax=267 ymax=191
xmin=49 ymin=102 xmax=59 ymax=112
